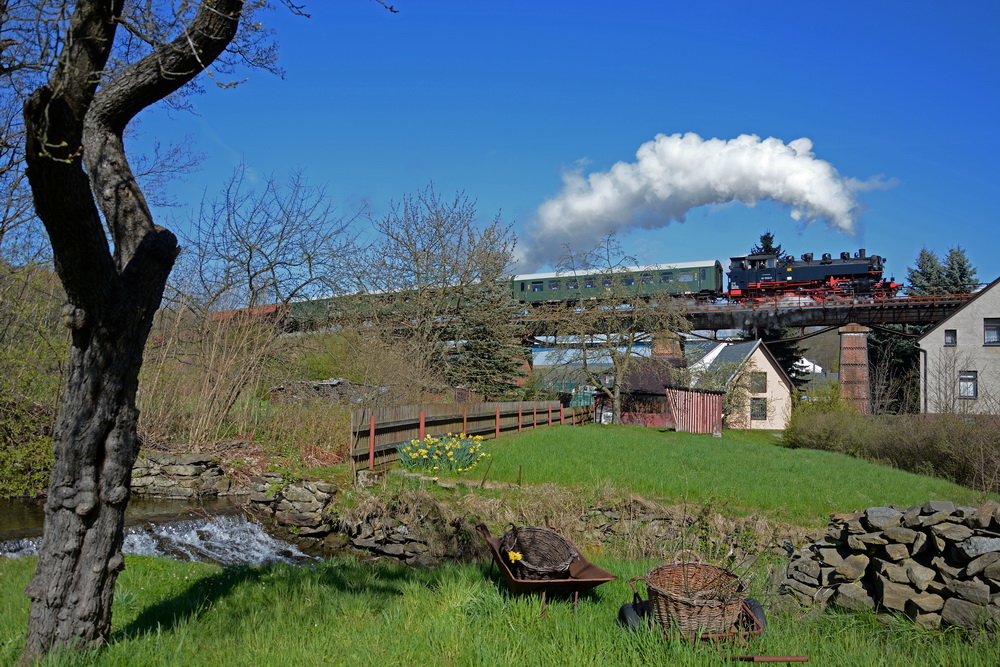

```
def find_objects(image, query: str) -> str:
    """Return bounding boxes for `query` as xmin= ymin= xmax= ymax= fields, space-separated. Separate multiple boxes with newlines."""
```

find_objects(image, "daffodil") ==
xmin=508 ymin=551 xmax=523 ymax=563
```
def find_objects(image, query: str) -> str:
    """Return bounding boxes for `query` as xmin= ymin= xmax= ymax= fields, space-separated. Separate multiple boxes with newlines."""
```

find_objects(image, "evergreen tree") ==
xmin=907 ymin=248 xmax=946 ymax=295
xmin=749 ymin=231 xmax=786 ymax=258
xmin=943 ymin=246 xmax=978 ymax=294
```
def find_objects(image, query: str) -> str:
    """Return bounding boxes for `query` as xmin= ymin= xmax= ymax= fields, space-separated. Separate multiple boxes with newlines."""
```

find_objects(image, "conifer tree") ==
xmin=907 ymin=247 xmax=946 ymax=294
xmin=943 ymin=246 xmax=978 ymax=294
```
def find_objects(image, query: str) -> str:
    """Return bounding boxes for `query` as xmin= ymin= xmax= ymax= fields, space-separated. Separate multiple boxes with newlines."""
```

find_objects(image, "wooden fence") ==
xmin=350 ymin=401 xmax=593 ymax=470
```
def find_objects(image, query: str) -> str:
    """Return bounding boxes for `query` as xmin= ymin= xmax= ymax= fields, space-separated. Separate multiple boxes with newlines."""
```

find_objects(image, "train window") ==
xmin=944 ymin=330 xmax=956 ymax=347
xmin=640 ymin=273 xmax=652 ymax=285
xmin=660 ymin=272 xmax=673 ymax=283
xmin=584 ymin=277 xmax=596 ymax=288
xmin=700 ymin=269 xmax=706 ymax=282
xmin=959 ymin=371 xmax=978 ymax=398
xmin=566 ymin=279 xmax=579 ymax=289
xmin=679 ymin=271 xmax=694 ymax=282
xmin=750 ymin=397 xmax=767 ymax=420
xmin=530 ymin=282 xmax=543 ymax=292
xmin=750 ymin=372 xmax=767 ymax=394
xmin=520 ymin=282 xmax=525 ymax=292
xmin=622 ymin=276 xmax=635 ymax=286
xmin=985 ymin=319 xmax=1000 ymax=345
xmin=548 ymin=280 xmax=561 ymax=290
xmin=602 ymin=276 xmax=612 ymax=287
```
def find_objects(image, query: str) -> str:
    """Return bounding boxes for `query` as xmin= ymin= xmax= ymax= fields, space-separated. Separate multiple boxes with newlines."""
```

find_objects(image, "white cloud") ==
xmin=521 ymin=132 xmax=890 ymax=269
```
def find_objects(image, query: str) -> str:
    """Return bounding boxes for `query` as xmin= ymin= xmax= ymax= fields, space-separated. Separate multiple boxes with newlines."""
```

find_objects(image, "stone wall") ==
xmin=131 ymin=451 xmax=237 ymax=498
xmin=782 ymin=500 xmax=1000 ymax=630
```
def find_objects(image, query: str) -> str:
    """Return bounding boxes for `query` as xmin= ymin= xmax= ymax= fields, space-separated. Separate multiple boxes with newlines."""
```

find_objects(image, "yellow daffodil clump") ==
xmin=397 ymin=433 xmax=489 ymax=475
xmin=507 ymin=550 xmax=523 ymax=564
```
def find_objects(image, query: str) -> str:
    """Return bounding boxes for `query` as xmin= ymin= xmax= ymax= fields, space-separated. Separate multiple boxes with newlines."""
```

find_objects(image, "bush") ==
xmin=784 ymin=406 xmax=1000 ymax=494
xmin=397 ymin=433 xmax=490 ymax=474
xmin=0 ymin=398 xmax=54 ymax=498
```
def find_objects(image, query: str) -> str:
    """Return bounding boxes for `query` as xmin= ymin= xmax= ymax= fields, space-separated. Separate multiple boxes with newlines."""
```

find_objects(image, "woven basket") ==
xmin=498 ymin=524 xmax=578 ymax=580
xmin=642 ymin=556 xmax=747 ymax=635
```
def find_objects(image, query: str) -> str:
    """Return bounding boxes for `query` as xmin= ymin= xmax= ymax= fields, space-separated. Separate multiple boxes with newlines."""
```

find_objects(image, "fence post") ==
xmin=547 ymin=404 xmax=552 ymax=426
xmin=368 ymin=414 xmax=376 ymax=469
xmin=518 ymin=405 xmax=523 ymax=432
xmin=463 ymin=406 xmax=468 ymax=435
xmin=495 ymin=405 xmax=501 ymax=439
xmin=560 ymin=405 xmax=565 ymax=425
xmin=533 ymin=403 xmax=537 ymax=429
xmin=419 ymin=409 xmax=426 ymax=441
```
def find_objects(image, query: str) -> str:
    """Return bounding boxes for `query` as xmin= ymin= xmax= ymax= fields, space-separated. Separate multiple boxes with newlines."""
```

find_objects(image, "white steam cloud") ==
xmin=522 ymin=132 xmax=892 ymax=269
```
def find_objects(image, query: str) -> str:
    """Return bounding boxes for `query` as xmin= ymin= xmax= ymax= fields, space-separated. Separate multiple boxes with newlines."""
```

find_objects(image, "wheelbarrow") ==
xmin=475 ymin=522 xmax=616 ymax=616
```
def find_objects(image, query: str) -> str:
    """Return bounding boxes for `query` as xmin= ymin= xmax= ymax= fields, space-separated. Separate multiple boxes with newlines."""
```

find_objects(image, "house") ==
xmin=618 ymin=338 xmax=794 ymax=431
xmin=685 ymin=339 xmax=794 ymax=430
xmin=916 ymin=277 xmax=1000 ymax=414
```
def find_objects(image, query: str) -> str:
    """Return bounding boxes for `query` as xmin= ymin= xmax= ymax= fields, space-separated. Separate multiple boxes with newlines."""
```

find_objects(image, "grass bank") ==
xmin=469 ymin=424 xmax=988 ymax=526
xmin=2 ymin=555 xmax=996 ymax=666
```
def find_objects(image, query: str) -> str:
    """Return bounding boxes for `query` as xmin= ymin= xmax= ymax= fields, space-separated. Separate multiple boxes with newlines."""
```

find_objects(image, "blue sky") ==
xmin=139 ymin=1 xmax=1000 ymax=285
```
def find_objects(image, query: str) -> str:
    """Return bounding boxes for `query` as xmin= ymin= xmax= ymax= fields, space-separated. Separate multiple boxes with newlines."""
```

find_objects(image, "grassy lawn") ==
xmin=2 ymin=555 xmax=996 ymax=666
xmin=472 ymin=424 xmax=989 ymax=527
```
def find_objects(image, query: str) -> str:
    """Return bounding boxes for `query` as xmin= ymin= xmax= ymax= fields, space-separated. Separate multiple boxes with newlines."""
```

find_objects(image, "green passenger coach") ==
xmin=512 ymin=260 xmax=724 ymax=305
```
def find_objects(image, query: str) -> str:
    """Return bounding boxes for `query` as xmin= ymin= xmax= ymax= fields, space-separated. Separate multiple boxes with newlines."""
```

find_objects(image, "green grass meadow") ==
xmin=2 ymin=424 xmax=997 ymax=665
xmin=2 ymin=555 xmax=997 ymax=666
xmin=476 ymin=424 xmax=990 ymax=526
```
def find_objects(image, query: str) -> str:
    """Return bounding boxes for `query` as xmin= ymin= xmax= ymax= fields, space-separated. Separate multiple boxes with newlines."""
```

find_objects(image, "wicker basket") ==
xmin=641 ymin=555 xmax=747 ymax=635
xmin=498 ymin=523 xmax=579 ymax=580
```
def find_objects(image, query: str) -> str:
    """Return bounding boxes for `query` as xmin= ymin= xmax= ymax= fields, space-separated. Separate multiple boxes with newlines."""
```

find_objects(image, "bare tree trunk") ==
xmin=18 ymin=1 xmax=243 ymax=657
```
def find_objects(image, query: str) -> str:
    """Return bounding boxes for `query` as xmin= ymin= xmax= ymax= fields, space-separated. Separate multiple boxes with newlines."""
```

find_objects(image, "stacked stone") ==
xmin=131 ymin=451 xmax=234 ymax=498
xmin=250 ymin=473 xmax=338 ymax=538
xmin=782 ymin=500 xmax=1000 ymax=630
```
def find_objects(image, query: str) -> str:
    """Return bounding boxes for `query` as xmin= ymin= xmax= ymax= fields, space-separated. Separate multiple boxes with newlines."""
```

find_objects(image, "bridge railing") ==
xmin=350 ymin=400 xmax=593 ymax=470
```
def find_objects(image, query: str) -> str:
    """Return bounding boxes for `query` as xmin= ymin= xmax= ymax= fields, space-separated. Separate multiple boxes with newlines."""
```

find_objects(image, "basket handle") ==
xmin=674 ymin=549 xmax=702 ymax=563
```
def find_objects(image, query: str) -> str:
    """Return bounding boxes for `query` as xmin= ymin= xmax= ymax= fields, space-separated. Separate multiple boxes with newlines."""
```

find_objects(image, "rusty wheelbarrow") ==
xmin=475 ymin=522 xmax=616 ymax=616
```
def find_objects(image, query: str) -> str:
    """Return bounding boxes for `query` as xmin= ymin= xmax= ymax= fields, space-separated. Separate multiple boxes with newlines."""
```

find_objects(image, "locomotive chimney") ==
xmin=858 ymin=248 xmax=866 ymax=258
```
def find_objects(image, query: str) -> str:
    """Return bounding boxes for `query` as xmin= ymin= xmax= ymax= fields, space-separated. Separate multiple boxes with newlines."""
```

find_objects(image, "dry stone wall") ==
xmin=131 ymin=451 xmax=237 ymax=498
xmin=782 ymin=500 xmax=1000 ymax=631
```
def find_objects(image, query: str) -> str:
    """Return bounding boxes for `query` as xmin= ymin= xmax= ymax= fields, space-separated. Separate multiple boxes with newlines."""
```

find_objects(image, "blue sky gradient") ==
xmin=138 ymin=1 xmax=1000 ymax=285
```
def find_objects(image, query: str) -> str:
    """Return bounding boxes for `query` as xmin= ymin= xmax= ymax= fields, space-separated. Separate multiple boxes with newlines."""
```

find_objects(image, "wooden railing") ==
xmin=349 ymin=401 xmax=593 ymax=470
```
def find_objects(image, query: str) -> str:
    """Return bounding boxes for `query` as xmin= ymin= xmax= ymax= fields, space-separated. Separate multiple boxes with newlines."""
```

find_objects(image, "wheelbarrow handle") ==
xmin=627 ymin=576 xmax=646 ymax=605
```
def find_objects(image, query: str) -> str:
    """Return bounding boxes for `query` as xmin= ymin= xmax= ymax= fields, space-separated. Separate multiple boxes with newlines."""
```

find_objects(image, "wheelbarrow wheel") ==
xmin=741 ymin=597 xmax=767 ymax=633
xmin=618 ymin=599 xmax=650 ymax=631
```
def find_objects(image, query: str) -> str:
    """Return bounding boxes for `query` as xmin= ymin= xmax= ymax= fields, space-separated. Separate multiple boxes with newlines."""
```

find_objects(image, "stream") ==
xmin=0 ymin=497 xmax=310 ymax=566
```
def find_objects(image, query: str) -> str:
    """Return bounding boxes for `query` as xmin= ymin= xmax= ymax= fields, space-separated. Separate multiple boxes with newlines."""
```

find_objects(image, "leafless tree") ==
xmin=139 ymin=162 xmax=360 ymax=446
xmin=548 ymin=233 xmax=690 ymax=424
xmin=352 ymin=184 xmax=522 ymax=398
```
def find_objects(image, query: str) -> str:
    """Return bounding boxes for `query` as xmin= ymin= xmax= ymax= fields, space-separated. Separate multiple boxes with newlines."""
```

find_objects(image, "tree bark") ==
xmin=21 ymin=1 xmax=244 ymax=658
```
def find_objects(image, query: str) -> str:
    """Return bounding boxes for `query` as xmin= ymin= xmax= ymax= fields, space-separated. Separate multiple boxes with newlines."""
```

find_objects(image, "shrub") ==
xmin=783 ymin=407 xmax=1000 ymax=494
xmin=397 ymin=433 xmax=490 ymax=474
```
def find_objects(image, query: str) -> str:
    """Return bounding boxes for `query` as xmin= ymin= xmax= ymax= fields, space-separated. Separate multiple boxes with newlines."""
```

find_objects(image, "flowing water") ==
xmin=0 ymin=498 xmax=311 ymax=566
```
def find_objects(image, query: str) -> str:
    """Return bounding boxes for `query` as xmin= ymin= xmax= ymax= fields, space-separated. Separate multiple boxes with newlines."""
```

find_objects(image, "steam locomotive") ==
xmin=512 ymin=248 xmax=900 ymax=305
xmin=725 ymin=248 xmax=901 ymax=301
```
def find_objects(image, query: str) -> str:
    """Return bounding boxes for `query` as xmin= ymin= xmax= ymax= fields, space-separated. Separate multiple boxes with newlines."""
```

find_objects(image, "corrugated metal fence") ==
xmin=350 ymin=401 xmax=593 ymax=470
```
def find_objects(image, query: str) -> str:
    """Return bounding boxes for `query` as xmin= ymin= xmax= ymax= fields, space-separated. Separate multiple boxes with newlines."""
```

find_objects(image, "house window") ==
xmin=750 ymin=397 xmax=767 ymax=420
xmin=959 ymin=371 xmax=978 ymax=399
xmin=548 ymin=280 xmax=561 ymax=291
xmin=750 ymin=372 xmax=767 ymax=394
xmin=985 ymin=319 xmax=1000 ymax=345
xmin=944 ymin=330 xmax=956 ymax=347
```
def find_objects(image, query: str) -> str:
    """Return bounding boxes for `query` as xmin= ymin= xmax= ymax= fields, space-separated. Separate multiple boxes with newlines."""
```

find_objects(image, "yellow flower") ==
xmin=508 ymin=551 xmax=523 ymax=563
